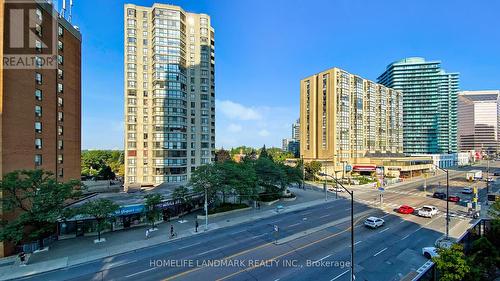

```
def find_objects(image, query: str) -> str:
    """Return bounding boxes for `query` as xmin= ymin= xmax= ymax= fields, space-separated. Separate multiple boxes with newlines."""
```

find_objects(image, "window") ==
xmin=58 ymin=25 xmax=63 ymax=36
xmin=35 ymin=9 xmax=42 ymax=22
xmin=58 ymin=168 xmax=63 ymax=178
xmin=58 ymin=112 xmax=63 ymax=122
xmin=35 ymin=40 xmax=42 ymax=52
xmin=35 ymin=73 xmax=42 ymax=84
xmin=58 ymin=125 xmax=63 ymax=136
xmin=57 ymin=55 xmax=63 ymax=65
xmin=58 ymin=40 xmax=63 ymax=51
xmin=35 ymin=89 xmax=42 ymax=100
xmin=35 ymin=106 xmax=42 ymax=117
xmin=57 ymin=154 xmax=63 ymax=164
xmin=58 ymin=140 xmax=63 ymax=150
xmin=58 ymin=97 xmax=63 ymax=107
xmin=35 ymin=139 xmax=42 ymax=149
xmin=35 ymin=122 xmax=42 ymax=133
xmin=58 ymin=69 xmax=63 ymax=80
xmin=58 ymin=83 xmax=63 ymax=93
xmin=35 ymin=155 xmax=42 ymax=166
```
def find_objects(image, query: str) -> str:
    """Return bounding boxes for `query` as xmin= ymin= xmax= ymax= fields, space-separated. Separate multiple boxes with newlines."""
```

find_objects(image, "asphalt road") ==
xmin=17 ymin=161 xmax=499 ymax=281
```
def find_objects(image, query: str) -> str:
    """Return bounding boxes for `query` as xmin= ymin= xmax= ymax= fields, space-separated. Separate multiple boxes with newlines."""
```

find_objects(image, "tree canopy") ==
xmin=433 ymin=244 xmax=470 ymax=281
xmin=81 ymin=150 xmax=124 ymax=179
xmin=0 ymin=170 xmax=81 ymax=247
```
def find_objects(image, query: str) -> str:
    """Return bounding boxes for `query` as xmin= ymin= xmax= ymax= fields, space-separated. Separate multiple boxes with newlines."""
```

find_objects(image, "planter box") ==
xmin=282 ymin=196 xmax=296 ymax=202
xmin=197 ymin=206 xmax=252 ymax=219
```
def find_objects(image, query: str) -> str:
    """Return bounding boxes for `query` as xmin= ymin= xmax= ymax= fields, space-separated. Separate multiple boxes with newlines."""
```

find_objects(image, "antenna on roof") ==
xmin=69 ymin=0 xmax=73 ymax=22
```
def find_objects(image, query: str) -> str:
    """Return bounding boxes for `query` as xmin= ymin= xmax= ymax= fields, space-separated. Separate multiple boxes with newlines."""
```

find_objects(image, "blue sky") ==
xmin=72 ymin=0 xmax=500 ymax=150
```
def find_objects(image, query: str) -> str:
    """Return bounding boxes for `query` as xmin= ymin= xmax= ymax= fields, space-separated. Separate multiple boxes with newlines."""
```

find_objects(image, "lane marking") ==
xmin=196 ymin=246 xmax=223 ymax=256
xmin=319 ymin=214 xmax=330 ymax=218
xmin=373 ymin=247 xmax=388 ymax=257
xmin=354 ymin=240 xmax=363 ymax=246
xmin=381 ymin=214 xmax=390 ymax=218
xmin=379 ymin=227 xmax=390 ymax=234
xmin=125 ymin=267 xmax=156 ymax=278
xmin=178 ymin=242 xmax=202 ymax=250
xmin=330 ymin=269 xmax=350 ymax=281
xmin=344 ymin=208 xmax=351 ymax=211
xmin=314 ymin=254 xmax=332 ymax=263
xmin=288 ymin=223 xmax=301 ymax=227
xmin=401 ymin=234 xmax=410 ymax=240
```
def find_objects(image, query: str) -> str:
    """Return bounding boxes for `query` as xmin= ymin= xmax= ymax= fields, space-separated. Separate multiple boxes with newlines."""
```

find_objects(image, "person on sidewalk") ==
xmin=170 ymin=225 xmax=175 ymax=239
xmin=257 ymin=202 xmax=261 ymax=210
xmin=145 ymin=229 xmax=150 ymax=239
xmin=18 ymin=251 xmax=26 ymax=266
xmin=195 ymin=220 xmax=199 ymax=233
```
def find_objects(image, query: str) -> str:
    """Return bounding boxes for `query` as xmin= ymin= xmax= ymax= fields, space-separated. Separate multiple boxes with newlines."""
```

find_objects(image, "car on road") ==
xmin=494 ymin=170 xmax=500 ymax=176
xmin=448 ymin=195 xmax=460 ymax=202
xmin=328 ymin=186 xmax=344 ymax=193
xmin=422 ymin=247 xmax=439 ymax=259
xmin=364 ymin=217 xmax=384 ymax=229
xmin=418 ymin=205 xmax=439 ymax=218
xmin=462 ymin=187 xmax=473 ymax=194
xmin=433 ymin=192 xmax=446 ymax=199
xmin=487 ymin=177 xmax=495 ymax=182
xmin=397 ymin=205 xmax=415 ymax=214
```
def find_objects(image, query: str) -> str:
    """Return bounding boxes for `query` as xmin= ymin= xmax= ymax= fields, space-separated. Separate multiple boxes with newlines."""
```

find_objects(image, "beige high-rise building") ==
xmin=300 ymin=67 xmax=403 ymax=172
xmin=458 ymin=90 xmax=500 ymax=154
xmin=124 ymin=4 xmax=215 ymax=186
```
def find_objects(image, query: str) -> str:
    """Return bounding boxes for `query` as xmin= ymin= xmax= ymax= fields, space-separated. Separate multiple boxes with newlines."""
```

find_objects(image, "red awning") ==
xmin=353 ymin=165 xmax=376 ymax=172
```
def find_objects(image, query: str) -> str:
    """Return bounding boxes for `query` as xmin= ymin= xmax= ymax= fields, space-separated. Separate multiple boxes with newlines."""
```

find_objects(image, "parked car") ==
xmin=433 ymin=192 xmax=446 ymax=199
xmin=418 ymin=205 xmax=439 ymax=218
xmin=328 ymin=186 xmax=344 ymax=192
xmin=487 ymin=177 xmax=495 ymax=182
xmin=494 ymin=170 xmax=500 ymax=176
xmin=462 ymin=187 xmax=473 ymax=194
xmin=422 ymin=247 xmax=439 ymax=259
xmin=448 ymin=195 xmax=460 ymax=202
xmin=364 ymin=217 xmax=385 ymax=229
xmin=397 ymin=205 xmax=415 ymax=214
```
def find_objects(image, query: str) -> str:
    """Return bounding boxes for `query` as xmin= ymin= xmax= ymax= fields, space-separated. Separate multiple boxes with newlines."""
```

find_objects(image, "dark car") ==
xmin=494 ymin=170 xmax=500 ymax=176
xmin=433 ymin=192 xmax=446 ymax=199
xmin=448 ymin=195 xmax=460 ymax=202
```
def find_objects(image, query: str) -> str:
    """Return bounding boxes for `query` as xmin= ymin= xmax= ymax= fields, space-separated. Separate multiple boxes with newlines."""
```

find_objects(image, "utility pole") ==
xmin=204 ymin=187 xmax=208 ymax=231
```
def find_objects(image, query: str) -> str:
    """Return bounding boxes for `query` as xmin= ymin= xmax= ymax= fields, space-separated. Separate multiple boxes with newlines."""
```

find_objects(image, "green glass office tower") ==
xmin=377 ymin=57 xmax=459 ymax=154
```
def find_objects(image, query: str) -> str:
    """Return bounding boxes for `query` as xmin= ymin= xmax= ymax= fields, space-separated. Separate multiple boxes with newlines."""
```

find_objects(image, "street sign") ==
xmin=345 ymin=164 xmax=352 ymax=172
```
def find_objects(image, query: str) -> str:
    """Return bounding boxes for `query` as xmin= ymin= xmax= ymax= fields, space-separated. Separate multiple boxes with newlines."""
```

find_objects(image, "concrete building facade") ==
xmin=0 ymin=0 xmax=81 ymax=257
xmin=300 ymin=67 xmax=403 ymax=173
xmin=457 ymin=90 xmax=500 ymax=154
xmin=124 ymin=3 xmax=215 ymax=186
xmin=378 ymin=57 xmax=459 ymax=154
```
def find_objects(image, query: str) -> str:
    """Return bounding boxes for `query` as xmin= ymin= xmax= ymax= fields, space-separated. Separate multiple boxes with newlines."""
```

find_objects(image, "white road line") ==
xmin=302 ymin=211 xmax=313 ymax=216
xmin=331 ymin=269 xmax=350 ymax=281
xmin=196 ymin=246 xmax=223 ymax=256
xmin=373 ymin=247 xmax=388 ymax=257
xmin=319 ymin=214 xmax=330 ymax=218
xmin=354 ymin=240 xmax=363 ymax=245
xmin=381 ymin=214 xmax=390 ymax=218
xmin=178 ymin=242 xmax=202 ymax=250
xmin=379 ymin=227 xmax=390 ymax=234
xmin=400 ymin=220 xmax=406 ymax=223
xmin=125 ymin=267 xmax=156 ymax=278
xmin=344 ymin=208 xmax=351 ymax=211
xmin=401 ymin=234 xmax=410 ymax=240
xmin=288 ymin=223 xmax=301 ymax=227
xmin=254 ymin=233 xmax=267 ymax=238
xmin=314 ymin=254 xmax=332 ymax=263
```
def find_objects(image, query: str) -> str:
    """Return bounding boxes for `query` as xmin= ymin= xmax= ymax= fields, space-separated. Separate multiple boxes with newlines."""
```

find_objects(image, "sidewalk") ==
xmin=0 ymin=187 xmax=331 ymax=281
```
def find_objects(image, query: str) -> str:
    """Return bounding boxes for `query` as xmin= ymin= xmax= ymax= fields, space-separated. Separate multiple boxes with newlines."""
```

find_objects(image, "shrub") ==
xmin=208 ymin=203 xmax=248 ymax=215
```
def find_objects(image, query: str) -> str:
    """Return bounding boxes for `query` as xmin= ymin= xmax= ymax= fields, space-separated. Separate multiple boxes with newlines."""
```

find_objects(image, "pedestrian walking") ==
xmin=18 ymin=251 xmax=26 ymax=266
xmin=257 ymin=202 xmax=261 ymax=210
xmin=170 ymin=225 xmax=175 ymax=239
xmin=195 ymin=220 xmax=199 ymax=233
xmin=145 ymin=229 xmax=150 ymax=239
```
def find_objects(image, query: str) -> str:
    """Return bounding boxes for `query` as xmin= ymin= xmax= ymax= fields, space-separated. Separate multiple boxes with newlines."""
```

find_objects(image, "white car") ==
xmin=487 ymin=177 xmax=494 ymax=182
xmin=364 ymin=217 xmax=384 ymax=229
xmin=418 ymin=205 xmax=439 ymax=218
xmin=422 ymin=247 xmax=439 ymax=259
xmin=462 ymin=187 xmax=473 ymax=194
xmin=328 ymin=186 xmax=344 ymax=192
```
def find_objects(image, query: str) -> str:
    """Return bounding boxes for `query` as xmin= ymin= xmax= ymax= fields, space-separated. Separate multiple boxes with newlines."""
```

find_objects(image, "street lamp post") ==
xmin=204 ymin=186 xmax=208 ymax=231
xmin=433 ymin=164 xmax=449 ymax=239
xmin=319 ymin=172 xmax=354 ymax=281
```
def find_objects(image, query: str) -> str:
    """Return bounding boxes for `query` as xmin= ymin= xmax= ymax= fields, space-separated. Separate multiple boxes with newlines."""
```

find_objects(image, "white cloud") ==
xmin=258 ymin=129 xmax=270 ymax=137
xmin=217 ymin=100 xmax=262 ymax=120
xmin=227 ymin=123 xmax=243 ymax=133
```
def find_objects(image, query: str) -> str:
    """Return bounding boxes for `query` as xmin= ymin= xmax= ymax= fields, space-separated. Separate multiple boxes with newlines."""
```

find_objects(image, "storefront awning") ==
xmin=353 ymin=165 xmax=377 ymax=172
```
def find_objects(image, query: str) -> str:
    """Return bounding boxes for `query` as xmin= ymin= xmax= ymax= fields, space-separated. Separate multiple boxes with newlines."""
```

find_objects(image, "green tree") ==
xmin=488 ymin=200 xmax=500 ymax=220
xmin=215 ymin=149 xmax=231 ymax=163
xmin=259 ymin=145 xmax=272 ymax=160
xmin=172 ymin=185 xmax=190 ymax=204
xmin=267 ymin=148 xmax=294 ymax=164
xmin=433 ymin=244 xmax=470 ymax=281
xmin=466 ymin=237 xmax=500 ymax=280
xmin=304 ymin=161 xmax=322 ymax=180
xmin=79 ymin=199 xmax=119 ymax=242
xmin=144 ymin=194 xmax=163 ymax=229
xmin=0 ymin=170 xmax=81 ymax=249
xmin=190 ymin=164 xmax=223 ymax=205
